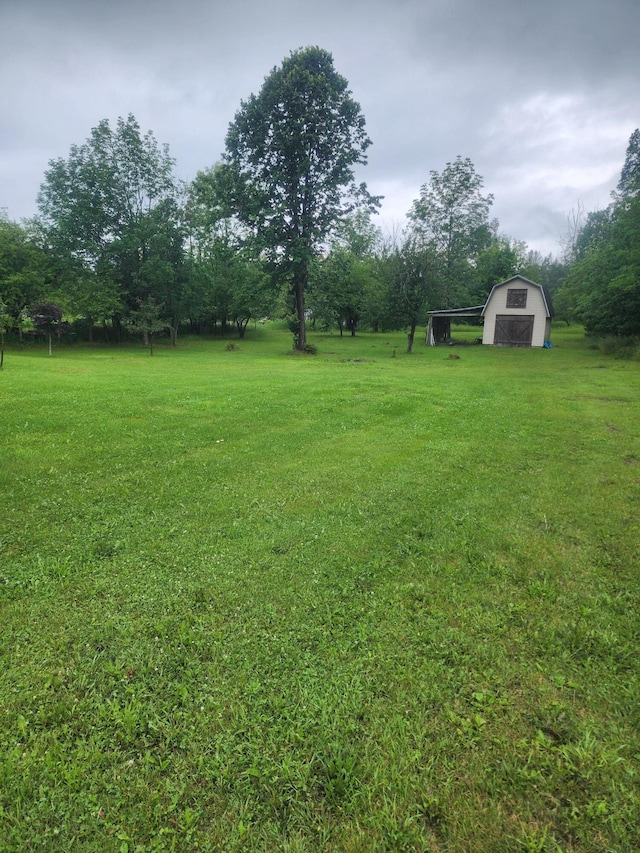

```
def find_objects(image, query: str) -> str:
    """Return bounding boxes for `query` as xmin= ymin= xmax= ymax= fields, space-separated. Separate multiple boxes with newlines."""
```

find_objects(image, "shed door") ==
xmin=494 ymin=315 xmax=534 ymax=347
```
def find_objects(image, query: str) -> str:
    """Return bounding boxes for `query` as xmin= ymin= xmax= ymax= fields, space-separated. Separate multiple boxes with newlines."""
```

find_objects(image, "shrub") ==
xmin=598 ymin=335 xmax=639 ymax=359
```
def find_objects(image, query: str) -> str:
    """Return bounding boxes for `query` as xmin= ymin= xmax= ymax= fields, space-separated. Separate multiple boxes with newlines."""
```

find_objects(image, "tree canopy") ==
xmin=36 ymin=114 xmax=184 ymax=339
xmin=560 ymin=128 xmax=640 ymax=338
xmin=3 ymin=82 xmax=638 ymax=354
xmin=213 ymin=46 xmax=380 ymax=349
xmin=408 ymin=156 xmax=495 ymax=307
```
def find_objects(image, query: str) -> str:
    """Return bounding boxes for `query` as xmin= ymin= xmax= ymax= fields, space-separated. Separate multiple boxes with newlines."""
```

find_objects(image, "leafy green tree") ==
xmin=135 ymin=200 xmax=190 ymax=346
xmin=215 ymin=46 xmax=380 ymax=350
xmin=232 ymin=265 xmax=272 ymax=337
xmin=308 ymin=211 xmax=385 ymax=335
xmin=126 ymin=296 xmax=167 ymax=355
xmin=0 ymin=216 xmax=49 ymax=329
xmin=333 ymin=210 xmax=382 ymax=259
xmin=470 ymin=236 xmax=526 ymax=303
xmin=408 ymin=156 xmax=495 ymax=307
xmin=560 ymin=129 xmax=640 ymax=337
xmin=37 ymin=115 xmax=184 ymax=339
xmin=309 ymin=249 xmax=361 ymax=336
xmin=615 ymin=128 xmax=640 ymax=199
xmin=572 ymin=209 xmax=612 ymax=261
xmin=188 ymin=170 xmax=276 ymax=337
xmin=384 ymin=238 xmax=434 ymax=353
xmin=566 ymin=197 xmax=640 ymax=336
xmin=63 ymin=272 xmax=123 ymax=343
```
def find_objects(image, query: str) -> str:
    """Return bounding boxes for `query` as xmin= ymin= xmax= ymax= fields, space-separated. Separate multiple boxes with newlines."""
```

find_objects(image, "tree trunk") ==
xmin=407 ymin=322 xmax=416 ymax=354
xmin=48 ymin=332 xmax=53 ymax=356
xmin=169 ymin=324 xmax=178 ymax=347
xmin=112 ymin=315 xmax=123 ymax=343
xmin=294 ymin=274 xmax=306 ymax=350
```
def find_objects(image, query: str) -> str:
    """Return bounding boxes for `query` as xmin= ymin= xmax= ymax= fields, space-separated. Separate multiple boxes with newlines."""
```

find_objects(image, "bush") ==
xmin=598 ymin=335 xmax=639 ymax=359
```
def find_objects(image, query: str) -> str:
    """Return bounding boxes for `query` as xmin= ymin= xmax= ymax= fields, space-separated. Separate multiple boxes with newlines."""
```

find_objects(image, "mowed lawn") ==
xmin=1 ymin=325 xmax=638 ymax=852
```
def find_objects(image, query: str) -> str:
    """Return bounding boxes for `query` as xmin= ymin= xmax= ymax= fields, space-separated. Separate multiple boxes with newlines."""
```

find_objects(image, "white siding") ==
xmin=482 ymin=279 xmax=549 ymax=347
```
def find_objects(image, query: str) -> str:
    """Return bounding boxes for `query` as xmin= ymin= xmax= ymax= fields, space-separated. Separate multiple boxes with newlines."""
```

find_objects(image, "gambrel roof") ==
xmin=481 ymin=276 xmax=554 ymax=318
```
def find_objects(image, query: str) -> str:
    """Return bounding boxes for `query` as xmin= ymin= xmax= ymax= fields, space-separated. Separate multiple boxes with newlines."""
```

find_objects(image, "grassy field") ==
xmin=1 ymin=325 xmax=639 ymax=852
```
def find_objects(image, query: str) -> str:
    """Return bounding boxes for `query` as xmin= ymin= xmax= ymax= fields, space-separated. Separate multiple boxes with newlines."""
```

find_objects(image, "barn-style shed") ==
xmin=481 ymin=276 xmax=553 ymax=347
xmin=426 ymin=276 xmax=553 ymax=348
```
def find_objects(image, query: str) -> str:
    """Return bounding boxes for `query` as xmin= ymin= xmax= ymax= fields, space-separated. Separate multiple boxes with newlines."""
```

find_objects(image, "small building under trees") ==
xmin=482 ymin=276 xmax=553 ymax=347
xmin=426 ymin=305 xmax=484 ymax=345
xmin=426 ymin=276 xmax=553 ymax=347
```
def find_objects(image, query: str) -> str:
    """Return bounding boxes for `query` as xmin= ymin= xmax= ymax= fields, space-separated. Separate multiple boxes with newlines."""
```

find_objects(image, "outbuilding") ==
xmin=426 ymin=275 xmax=553 ymax=348
xmin=481 ymin=276 xmax=553 ymax=347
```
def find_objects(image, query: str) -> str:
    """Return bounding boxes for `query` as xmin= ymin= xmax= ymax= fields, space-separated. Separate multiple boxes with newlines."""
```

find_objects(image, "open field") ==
xmin=1 ymin=325 xmax=639 ymax=852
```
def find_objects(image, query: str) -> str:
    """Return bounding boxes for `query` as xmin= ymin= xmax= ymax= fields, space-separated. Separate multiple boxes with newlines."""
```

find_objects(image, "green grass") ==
xmin=1 ymin=325 xmax=639 ymax=852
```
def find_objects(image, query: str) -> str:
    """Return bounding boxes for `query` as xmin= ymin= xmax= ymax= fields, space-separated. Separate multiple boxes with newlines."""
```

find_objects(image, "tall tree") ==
xmin=559 ymin=129 xmax=640 ymax=337
xmin=616 ymin=128 xmax=640 ymax=199
xmin=37 ymin=115 xmax=183 ymax=338
xmin=408 ymin=156 xmax=495 ymax=307
xmin=215 ymin=46 xmax=380 ymax=350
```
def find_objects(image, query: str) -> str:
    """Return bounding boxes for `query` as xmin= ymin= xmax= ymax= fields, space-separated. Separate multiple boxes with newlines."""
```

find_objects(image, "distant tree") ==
xmin=384 ymin=238 xmax=434 ymax=353
xmin=333 ymin=210 xmax=382 ymax=259
xmin=0 ymin=216 xmax=49 ymax=329
xmin=616 ymin=128 xmax=640 ymax=199
xmin=470 ymin=236 xmax=527 ymax=303
xmin=215 ymin=46 xmax=380 ymax=350
xmin=135 ymin=199 xmax=189 ymax=346
xmin=572 ymin=209 xmax=611 ymax=261
xmin=126 ymin=296 xmax=167 ymax=355
xmin=408 ymin=156 xmax=495 ymax=307
xmin=29 ymin=301 xmax=63 ymax=356
xmin=310 ymin=248 xmax=362 ymax=336
xmin=230 ymin=259 xmax=273 ymax=338
xmin=308 ymin=211 xmax=385 ymax=335
xmin=63 ymin=272 xmax=124 ymax=343
xmin=559 ymin=129 xmax=640 ymax=337
xmin=521 ymin=250 xmax=565 ymax=290
xmin=37 ymin=115 xmax=184 ymax=339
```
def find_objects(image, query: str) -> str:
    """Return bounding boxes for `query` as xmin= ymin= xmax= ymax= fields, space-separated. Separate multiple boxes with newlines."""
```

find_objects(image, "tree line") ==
xmin=1 ymin=47 xmax=637 ymax=357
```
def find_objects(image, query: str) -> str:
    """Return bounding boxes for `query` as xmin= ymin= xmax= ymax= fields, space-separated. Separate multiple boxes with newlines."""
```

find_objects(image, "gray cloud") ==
xmin=1 ymin=0 xmax=638 ymax=254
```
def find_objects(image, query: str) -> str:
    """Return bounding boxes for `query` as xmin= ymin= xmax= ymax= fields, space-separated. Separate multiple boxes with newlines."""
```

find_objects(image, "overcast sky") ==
xmin=1 ymin=0 xmax=638 ymax=255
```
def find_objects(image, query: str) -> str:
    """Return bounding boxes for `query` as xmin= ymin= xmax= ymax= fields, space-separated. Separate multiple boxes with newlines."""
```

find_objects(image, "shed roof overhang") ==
xmin=427 ymin=306 xmax=484 ymax=318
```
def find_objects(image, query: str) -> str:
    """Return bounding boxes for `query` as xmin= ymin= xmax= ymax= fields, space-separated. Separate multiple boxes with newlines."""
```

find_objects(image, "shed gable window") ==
xmin=506 ymin=288 xmax=527 ymax=308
